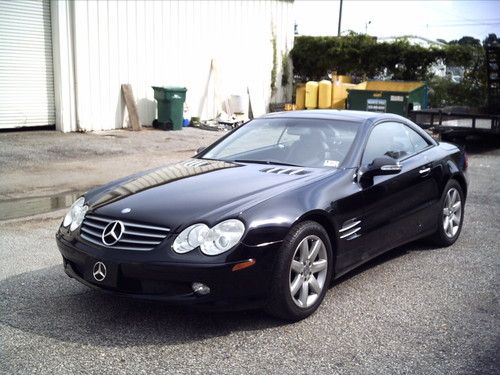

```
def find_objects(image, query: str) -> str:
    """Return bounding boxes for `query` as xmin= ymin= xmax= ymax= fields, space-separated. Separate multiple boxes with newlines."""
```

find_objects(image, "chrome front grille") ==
xmin=80 ymin=214 xmax=170 ymax=251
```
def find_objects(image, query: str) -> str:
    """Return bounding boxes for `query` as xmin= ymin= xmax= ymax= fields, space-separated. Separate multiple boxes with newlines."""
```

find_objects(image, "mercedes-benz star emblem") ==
xmin=92 ymin=261 xmax=107 ymax=281
xmin=101 ymin=220 xmax=125 ymax=246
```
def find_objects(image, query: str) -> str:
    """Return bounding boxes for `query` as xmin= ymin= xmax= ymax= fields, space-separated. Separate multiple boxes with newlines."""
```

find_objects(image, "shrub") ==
xmin=290 ymin=33 xmax=487 ymax=109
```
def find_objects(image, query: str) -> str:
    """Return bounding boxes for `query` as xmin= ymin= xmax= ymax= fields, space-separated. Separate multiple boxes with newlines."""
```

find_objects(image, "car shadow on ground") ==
xmin=0 ymin=240 xmax=434 ymax=348
xmin=0 ymin=264 xmax=282 ymax=347
xmin=331 ymin=239 xmax=438 ymax=287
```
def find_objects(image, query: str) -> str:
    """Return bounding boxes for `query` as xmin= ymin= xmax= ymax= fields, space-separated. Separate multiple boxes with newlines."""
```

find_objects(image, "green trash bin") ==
xmin=152 ymin=86 xmax=187 ymax=130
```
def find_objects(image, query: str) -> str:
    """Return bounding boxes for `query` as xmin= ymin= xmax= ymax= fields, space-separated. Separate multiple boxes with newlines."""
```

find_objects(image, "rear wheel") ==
xmin=429 ymin=180 xmax=464 ymax=246
xmin=266 ymin=221 xmax=333 ymax=321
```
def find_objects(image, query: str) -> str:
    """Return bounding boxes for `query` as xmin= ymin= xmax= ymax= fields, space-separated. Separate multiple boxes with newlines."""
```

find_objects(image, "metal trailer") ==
xmin=408 ymin=109 xmax=500 ymax=139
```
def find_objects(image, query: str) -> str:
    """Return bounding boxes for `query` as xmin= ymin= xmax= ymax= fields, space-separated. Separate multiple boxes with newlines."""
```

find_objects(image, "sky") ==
xmin=294 ymin=0 xmax=500 ymax=42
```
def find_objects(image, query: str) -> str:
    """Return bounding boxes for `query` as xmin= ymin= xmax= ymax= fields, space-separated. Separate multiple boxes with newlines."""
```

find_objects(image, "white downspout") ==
xmin=51 ymin=0 xmax=77 ymax=132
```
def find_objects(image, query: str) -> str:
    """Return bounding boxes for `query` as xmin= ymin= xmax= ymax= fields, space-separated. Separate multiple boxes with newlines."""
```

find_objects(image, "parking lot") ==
xmin=0 ymin=130 xmax=499 ymax=374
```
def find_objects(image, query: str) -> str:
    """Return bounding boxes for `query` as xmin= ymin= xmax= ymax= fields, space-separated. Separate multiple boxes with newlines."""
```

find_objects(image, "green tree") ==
xmin=290 ymin=33 xmax=488 ymax=109
xmin=291 ymin=34 xmax=443 ymax=82
xmin=449 ymin=36 xmax=482 ymax=47
xmin=290 ymin=33 xmax=381 ymax=81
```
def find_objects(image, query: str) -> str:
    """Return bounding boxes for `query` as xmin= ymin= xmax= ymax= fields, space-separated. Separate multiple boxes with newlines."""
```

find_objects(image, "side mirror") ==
xmin=359 ymin=156 xmax=401 ymax=185
xmin=196 ymin=146 xmax=206 ymax=155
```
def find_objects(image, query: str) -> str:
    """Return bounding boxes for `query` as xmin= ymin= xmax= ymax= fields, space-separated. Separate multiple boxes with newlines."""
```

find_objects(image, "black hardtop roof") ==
xmin=261 ymin=109 xmax=407 ymax=124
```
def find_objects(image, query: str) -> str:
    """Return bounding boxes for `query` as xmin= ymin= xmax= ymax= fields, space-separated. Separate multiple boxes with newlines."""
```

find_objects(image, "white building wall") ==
xmin=64 ymin=0 xmax=293 ymax=132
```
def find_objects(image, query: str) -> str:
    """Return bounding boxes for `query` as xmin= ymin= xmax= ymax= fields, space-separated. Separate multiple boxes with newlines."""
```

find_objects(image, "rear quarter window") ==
xmin=407 ymin=127 xmax=431 ymax=152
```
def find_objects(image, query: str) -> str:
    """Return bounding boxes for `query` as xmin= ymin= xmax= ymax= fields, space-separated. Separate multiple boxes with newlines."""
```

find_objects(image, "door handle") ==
xmin=419 ymin=167 xmax=431 ymax=176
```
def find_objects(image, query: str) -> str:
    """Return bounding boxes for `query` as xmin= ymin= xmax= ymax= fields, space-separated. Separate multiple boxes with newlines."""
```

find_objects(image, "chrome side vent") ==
xmin=260 ymin=167 xmax=310 ymax=176
xmin=80 ymin=214 xmax=170 ymax=251
xmin=184 ymin=160 xmax=211 ymax=168
xmin=339 ymin=219 xmax=361 ymax=240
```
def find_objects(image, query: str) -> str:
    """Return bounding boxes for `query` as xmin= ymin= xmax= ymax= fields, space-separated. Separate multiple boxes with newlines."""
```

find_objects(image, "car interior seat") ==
xmin=286 ymin=128 xmax=329 ymax=167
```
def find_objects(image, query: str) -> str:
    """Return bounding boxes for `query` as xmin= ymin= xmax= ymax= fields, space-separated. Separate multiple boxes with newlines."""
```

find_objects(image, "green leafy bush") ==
xmin=291 ymin=33 xmax=445 ymax=82
xmin=290 ymin=33 xmax=487 ymax=109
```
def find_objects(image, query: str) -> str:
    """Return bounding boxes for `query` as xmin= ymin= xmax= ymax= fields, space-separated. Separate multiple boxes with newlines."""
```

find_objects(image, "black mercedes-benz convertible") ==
xmin=56 ymin=110 xmax=468 ymax=321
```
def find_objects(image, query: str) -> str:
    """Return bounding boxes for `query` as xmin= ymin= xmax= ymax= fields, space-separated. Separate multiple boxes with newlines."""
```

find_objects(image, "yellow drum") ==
xmin=295 ymin=84 xmax=306 ymax=110
xmin=318 ymin=80 xmax=332 ymax=109
xmin=305 ymin=81 xmax=318 ymax=109
xmin=332 ymin=74 xmax=352 ymax=83
xmin=331 ymin=82 xmax=356 ymax=109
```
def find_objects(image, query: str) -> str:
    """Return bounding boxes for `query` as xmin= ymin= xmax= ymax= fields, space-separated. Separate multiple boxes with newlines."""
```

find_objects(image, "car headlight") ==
xmin=172 ymin=219 xmax=245 ymax=256
xmin=62 ymin=197 xmax=88 ymax=231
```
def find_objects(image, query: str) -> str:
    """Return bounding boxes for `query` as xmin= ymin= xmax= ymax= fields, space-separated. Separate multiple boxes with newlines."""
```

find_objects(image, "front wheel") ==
xmin=429 ymin=180 xmax=465 ymax=246
xmin=266 ymin=221 xmax=333 ymax=321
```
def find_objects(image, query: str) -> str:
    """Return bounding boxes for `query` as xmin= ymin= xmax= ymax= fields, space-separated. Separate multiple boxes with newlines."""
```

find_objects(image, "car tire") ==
xmin=266 ymin=221 xmax=333 ymax=321
xmin=429 ymin=179 xmax=465 ymax=247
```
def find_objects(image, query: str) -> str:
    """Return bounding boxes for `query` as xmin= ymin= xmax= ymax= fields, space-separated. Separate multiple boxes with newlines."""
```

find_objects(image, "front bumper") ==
xmin=56 ymin=232 xmax=281 ymax=310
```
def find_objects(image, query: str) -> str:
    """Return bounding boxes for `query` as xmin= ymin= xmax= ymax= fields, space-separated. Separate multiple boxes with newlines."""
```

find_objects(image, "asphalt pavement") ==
xmin=0 ymin=137 xmax=498 ymax=374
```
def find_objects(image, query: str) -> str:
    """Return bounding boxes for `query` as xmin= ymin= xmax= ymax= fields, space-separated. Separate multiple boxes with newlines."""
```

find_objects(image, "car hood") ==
xmin=85 ymin=159 xmax=333 ymax=231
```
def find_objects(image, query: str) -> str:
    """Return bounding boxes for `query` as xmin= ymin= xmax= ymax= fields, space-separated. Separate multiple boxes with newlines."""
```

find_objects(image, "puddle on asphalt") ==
xmin=0 ymin=190 xmax=86 ymax=221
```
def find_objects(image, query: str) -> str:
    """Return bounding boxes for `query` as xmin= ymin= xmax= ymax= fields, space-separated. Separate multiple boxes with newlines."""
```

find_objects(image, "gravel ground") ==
xmin=0 ymin=127 xmax=223 ymax=199
xmin=0 ymin=134 xmax=499 ymax=374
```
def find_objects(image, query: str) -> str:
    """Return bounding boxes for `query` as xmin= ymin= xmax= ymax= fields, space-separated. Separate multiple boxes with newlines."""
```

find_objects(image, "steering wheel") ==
xmin=322 ymin=128 xmax=344 ymax=161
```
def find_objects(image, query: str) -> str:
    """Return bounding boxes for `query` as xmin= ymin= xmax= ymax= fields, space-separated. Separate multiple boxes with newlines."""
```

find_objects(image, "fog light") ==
xmin=192 ymin=282 xmax=210 ymax=296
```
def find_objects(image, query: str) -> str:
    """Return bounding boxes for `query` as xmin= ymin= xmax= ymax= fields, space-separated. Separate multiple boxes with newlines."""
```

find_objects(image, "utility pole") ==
xmin=365 ymin=20 xmax=371 ymax=34
xmin=337 ymin=0 xmax=343 ymax=37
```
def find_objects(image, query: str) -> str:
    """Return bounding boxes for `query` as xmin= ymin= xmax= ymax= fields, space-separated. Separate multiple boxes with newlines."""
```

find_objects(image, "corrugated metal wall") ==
xmin=71 ymin=0 xmax=294 ymax=131
xmin=0 ymin=0 xmax=55 ymax=128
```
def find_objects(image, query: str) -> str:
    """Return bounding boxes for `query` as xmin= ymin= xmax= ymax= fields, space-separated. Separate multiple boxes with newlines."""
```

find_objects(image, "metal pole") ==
xmin=337 ymin=0 xmax=343 ymax=37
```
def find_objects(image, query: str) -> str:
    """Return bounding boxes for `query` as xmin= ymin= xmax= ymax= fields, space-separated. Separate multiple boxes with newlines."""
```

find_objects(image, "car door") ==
xmin=401 ymin=123 xmax=442 ymax=233
xmin=353 ymin=121 xmax=439 ymax=262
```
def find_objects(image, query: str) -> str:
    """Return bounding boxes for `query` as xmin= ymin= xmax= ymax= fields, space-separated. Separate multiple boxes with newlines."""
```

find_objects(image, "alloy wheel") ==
xmin=442 ymin=187 xmax=462 ymax=238
xmin=289 ymin=235 xmax=328 ymax=308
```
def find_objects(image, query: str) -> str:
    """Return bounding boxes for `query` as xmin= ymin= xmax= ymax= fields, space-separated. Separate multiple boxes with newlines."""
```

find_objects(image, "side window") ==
xmin=407 ymin=127 xmax=430 ymax=152
xmin=362 ymin=122 xmax=414 ymax=165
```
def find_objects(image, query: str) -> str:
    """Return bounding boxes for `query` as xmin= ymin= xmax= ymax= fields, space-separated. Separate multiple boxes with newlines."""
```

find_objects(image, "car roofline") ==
xmin=260 ymin=110 xmax=409 ymax=127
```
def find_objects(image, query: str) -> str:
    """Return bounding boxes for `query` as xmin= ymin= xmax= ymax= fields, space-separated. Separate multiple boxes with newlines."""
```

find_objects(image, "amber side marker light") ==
xmin=232 ymin=259 xmax=256 ymax=272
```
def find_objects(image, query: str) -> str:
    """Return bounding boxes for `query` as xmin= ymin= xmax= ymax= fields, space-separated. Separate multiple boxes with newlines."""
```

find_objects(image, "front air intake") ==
xmin=260 ymin=167 xmax=310 ymax=175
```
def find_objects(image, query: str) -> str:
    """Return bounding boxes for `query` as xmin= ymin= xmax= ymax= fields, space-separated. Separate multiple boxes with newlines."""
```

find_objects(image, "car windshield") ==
xmin=202 ymin=118 xmax=360 ymax=168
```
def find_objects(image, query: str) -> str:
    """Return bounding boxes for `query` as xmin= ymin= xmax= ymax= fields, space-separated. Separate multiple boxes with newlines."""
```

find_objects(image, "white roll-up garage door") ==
xmin=0 ymin=0 xmax=55 ymax=129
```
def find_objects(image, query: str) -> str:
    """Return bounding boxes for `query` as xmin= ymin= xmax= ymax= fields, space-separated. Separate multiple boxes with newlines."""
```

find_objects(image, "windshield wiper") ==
xmin=231 ymin=159 xmax=301 ymax=167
